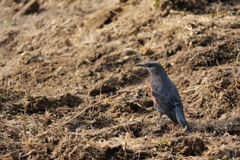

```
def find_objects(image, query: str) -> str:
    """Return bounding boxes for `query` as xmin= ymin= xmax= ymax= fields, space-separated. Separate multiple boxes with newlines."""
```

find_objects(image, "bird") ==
xmin=136 ymin=61 xmax=192 ymax=133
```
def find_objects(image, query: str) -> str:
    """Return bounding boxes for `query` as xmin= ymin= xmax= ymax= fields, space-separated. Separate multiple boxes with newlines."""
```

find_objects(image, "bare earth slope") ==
xmin=0 ymin=0 xmax=240 ymax=159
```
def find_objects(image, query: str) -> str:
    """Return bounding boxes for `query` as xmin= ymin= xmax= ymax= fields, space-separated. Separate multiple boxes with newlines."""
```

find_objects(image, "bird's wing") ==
xmin=151 ymin=80 xmax=192 ymax=131
xmin=151 ymin=87 xmax=179 ymax=123
xmin=152 ymin=85 xmax=191 ymax=131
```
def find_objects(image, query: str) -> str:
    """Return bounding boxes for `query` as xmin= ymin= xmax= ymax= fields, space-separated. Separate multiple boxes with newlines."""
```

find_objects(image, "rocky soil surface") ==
xmin=0 ymin=0 xmax=240 ymax=159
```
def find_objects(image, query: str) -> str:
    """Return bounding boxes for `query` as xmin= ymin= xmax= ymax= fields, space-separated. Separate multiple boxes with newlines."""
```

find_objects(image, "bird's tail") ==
xmin=175 ymin=108 xmax=192 ymax=133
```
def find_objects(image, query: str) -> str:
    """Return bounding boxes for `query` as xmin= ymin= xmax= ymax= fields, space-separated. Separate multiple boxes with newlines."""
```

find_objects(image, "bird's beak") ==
xmin=135 ymin=63 xmax=146 ymax=67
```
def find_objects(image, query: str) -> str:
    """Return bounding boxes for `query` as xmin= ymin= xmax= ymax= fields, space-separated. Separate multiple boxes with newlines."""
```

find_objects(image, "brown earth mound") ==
xmin=0 ymin=0 xmax=239 ymax=159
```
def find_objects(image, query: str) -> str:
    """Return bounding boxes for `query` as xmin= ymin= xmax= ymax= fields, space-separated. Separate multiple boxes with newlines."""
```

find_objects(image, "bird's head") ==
xmin=135 ymin=61 xmax=166 ymax=77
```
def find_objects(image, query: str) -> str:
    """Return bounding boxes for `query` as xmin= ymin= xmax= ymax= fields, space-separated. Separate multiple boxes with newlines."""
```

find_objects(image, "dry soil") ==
xmin=0 ymin=0 xmax=240 ymax=159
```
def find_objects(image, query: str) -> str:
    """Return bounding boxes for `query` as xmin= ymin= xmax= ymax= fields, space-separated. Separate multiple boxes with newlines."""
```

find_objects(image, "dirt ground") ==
xmin=0 ymin=0 xmax=240 ymax=159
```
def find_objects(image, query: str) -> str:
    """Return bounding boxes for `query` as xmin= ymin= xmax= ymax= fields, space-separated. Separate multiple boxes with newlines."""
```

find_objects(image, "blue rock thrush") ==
xmin=136 ymin=61 xmax=191 ymax=133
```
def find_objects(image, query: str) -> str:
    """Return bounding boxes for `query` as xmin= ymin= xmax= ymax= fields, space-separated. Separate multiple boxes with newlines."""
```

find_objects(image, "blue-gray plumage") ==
xmin=136 ymin=61 xmax=191 ymax=133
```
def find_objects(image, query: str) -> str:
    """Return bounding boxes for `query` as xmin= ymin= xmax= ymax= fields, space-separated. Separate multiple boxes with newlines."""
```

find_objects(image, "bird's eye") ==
xmin=147 ymin=64 xmax=153 ymax=67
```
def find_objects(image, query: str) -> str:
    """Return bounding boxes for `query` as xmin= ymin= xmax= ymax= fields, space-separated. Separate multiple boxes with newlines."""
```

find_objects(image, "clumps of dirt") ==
xmin=24 ymin=96 xmax=51 ymax=113
xmin=66 ymin=142 xmax=148 ymax=159
xmin=1 ymin=0 xmax=240 ymax=159
xmin=0 ymin=88 xmax=26 ymax=115
xmin=59 ymin=93 xmax=83 ymax=108
xmin=171 ymin=136 xmax=208 ymax=156
xmin=90 ymin=76 xmax=119 ymax=96
xmin=24 ymin=93 xmax=82 ymax=114
xmin=105 ymin=145 xmax=134 ymax=159
xmin=91 ymin=49 xmax=144 ymax=73
xmin=154 ymin=0 xmax=239 ymax=15
xmin=124 ymin=101 xmax=142 ymax=113
xmin=20 ymin=51 xmax=51 ymax=64
xmin=148 ymin=135 xmax=207 ymax=158
xmin=150 ymin=123 xmax=172 ymax=137
xmin=65 ymin=104 xmax=113 ymax=132
xmin=0 ymin=30 xmax=19 ymax=47
xmin=16 ymin=0 xmax=40 ymax=15
xmin=181 ymin=66 xmax=239 ymax=121
xmin=0 ymin=89 xmax=82 ymax=115
xmin=209 ymin=146 xmax=240 ymax=160
xmin=84 ymin=7 xmax=123 ymax=29
xmin=171 ymin=0 xmax=207 ymax=14
xmin=118 ymin=66 xmax=149 ymax=86
xmin=208 ymin=119 xmax=240 ymax=135
xmin=154 ymin=0 xmax=207 ymax=16
xmin=48 ymin=121 xmax=149 ymax=159
xmin=186 ymin=39 xmax=239 ymax=67
xmin=88 ymin=51 xmax=149 ymax=96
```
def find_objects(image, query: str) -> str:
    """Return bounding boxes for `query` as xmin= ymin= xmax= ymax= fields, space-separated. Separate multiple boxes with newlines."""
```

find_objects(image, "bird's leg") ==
xmin=170 ymin=124 xmax=175 ymax=134
xmin=156 ymin=112 xmax=163 ymax=125
xmin=160 ymin=114 xmax=169 ymax=124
